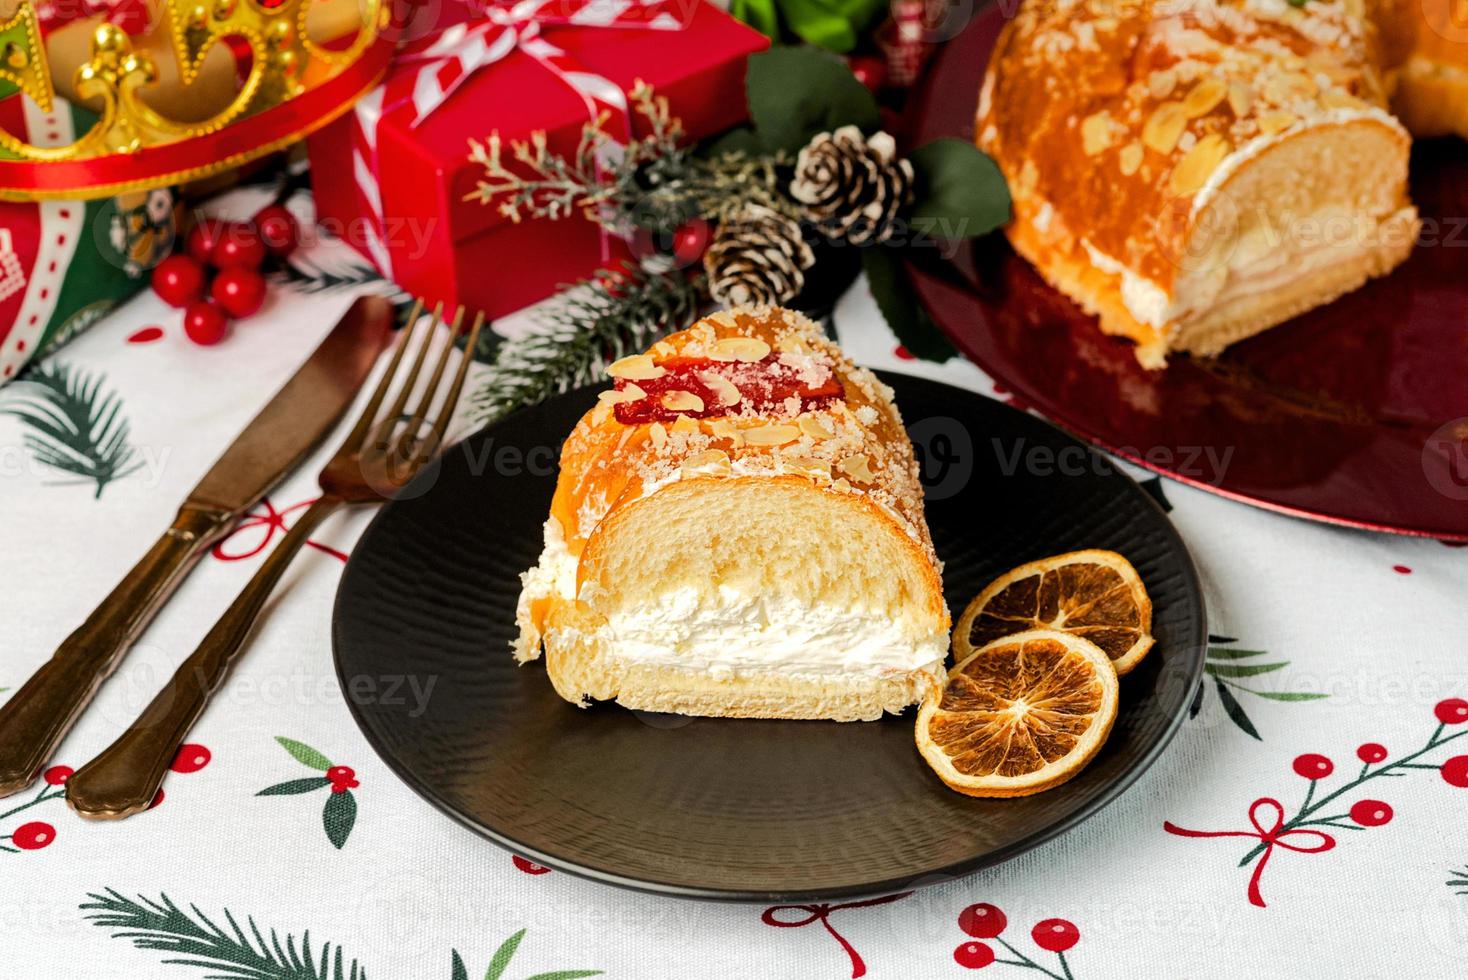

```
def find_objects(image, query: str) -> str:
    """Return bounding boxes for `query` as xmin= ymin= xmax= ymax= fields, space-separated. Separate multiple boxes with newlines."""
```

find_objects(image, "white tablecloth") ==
xmin=3 ymin=185 xmax=1466 ymax=980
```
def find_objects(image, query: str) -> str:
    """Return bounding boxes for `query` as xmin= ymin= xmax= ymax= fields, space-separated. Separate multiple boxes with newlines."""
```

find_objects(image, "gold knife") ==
xmin=0 ymin=294 xmax=395 ymax=798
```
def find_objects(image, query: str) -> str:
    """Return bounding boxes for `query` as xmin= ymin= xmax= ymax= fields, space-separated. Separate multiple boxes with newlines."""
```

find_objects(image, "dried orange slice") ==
xmin=916 ymin=629 xmax=1119 ymax=797
xmin=954 ymin=549 xmax=1154 ymax=676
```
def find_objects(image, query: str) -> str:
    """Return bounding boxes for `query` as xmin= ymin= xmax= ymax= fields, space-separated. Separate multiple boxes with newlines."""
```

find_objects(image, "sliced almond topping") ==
xmin=591 ymin=403 xmax=611 ymax=426
xmin=1146 ymin=69 xmax=1176 ymax=100
xmin=1226 ymin=81 xmax=1254 ymax=117
xmin=831 ymin=477 xmax=853 ymax=493
xmin=648 ymin=422 xmax=668 ymax=450
xmin=606 ymin=354 xmax=665 ymax=381
xmin=744 ymin=424 xmax=800 ymax=447
xmin=598 ymin=383 xmax=646 ymax=405
xmin=798 ymin=414 xmax=835 ymax=440
xmin=708 ymin=418 xmax=744 ymax=447
xmin=671 ymin=414 xmax=699 ymax=434
xmin=706 ymin=310 xmax=738 ymax=329
xmin=710 ymin=336 xmax=771 ymax=362
xmin=781 ymin=455 xmax=832 ymax=482
xmin=680 ymin=450 xmax=730 ymax=478
xmin=1142 ymin=101 xmax=1187 ymax=155
xmin=1258 ymin=110 xmax=1296 ymax=135
xmin=774 ymin=334 xmax=808 ymax=354
xmin=1081 ymin=112 xmax=1113 ymax=155
xmin=837 ymin=453 xmax=877 ymax=483
xmin=661 ymin=390 xmax=705 ymax=413
xmin=1169 ymin=133 xmax=1231 ymax=196
xmin=698 ymin=371 xmax=743 ymax=408
xmin=651 ymin=341 xmax=675 ymax=358
xmin=1321 ymin=89 xmax=1365 ymax=110
xmin=1118 ymin=142 xmax=1143 ymax=177
xmin=1182 ymin=77 xmax=1228 ymax=118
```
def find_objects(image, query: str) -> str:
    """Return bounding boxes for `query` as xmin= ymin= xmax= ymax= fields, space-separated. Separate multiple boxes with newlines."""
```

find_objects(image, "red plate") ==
xmin=904 ymin=5 xmax=1468 ymax=541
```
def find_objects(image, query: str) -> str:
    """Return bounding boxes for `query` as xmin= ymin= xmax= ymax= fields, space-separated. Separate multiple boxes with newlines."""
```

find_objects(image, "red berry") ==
xmin=1292 ymin=754 xmax=1334 ymax=779
xmin=512 ymin=855 xmax=551 ymax=875
xmin=671 ymin=220 xmax=709 ymax=266
xmin=42 ymin=765 xmax=73 ymax=785
xmin=212 ymin=223 xmax=267 ymax=270
xmin=1348 ymin=799 xmax=1393 ymax=827
xmin=210 ymin=267 xmax=267 ymax=318
xmin=953 ymin=941 xmax=995 ymax=969
xmin=958 ymin=903 xmax=1007 ymax=939
xmin=183 ymin=300 xmax=230 ymax=346
xmin=1441 ymin=755 xmax=1468 ymax=788
xmin=170 ymin=744 xmax=211 ymax=774
xmin=152 ymin=254 xmax=206 ymax=308
xmin=326 ymin=766 xmax=355 ymax=783
xmin=10 ymin=821 xmax=55 ymax=850
xmin=150 ymin=788 xmax=165 ymax=809
xmin=1356 ymin=743 xmax=1387 ymax=764
xmin=1031 ymin=919 xmax=1079 ymax=953
xmin=849 ymin=55 xmax=888 ymax=93
xmin=1435 ymin=699 xmax=1468 ymax=725
xmin=186 ymin=217 xmax=226 ymax=264
xmin=253 ymin=204 xmax=300 ymax=257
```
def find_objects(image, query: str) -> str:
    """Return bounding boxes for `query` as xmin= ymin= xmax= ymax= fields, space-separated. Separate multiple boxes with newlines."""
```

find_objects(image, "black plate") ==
xmin=333 ymin=373 xmax=1207 ymax=901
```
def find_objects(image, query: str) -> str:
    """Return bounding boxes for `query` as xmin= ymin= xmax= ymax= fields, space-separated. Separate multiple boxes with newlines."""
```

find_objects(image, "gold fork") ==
xmin=66 ymin=299 xmax=484 ymax=820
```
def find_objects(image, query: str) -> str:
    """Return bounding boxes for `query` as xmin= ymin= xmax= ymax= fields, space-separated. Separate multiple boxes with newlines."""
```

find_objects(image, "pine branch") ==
xmin=0 ymin=361 xmax=142 ymax=497
xmin=470 ymin=264 xmax=703 ymax=426
xmin=81 ymin=889 xmax=365 ymax=980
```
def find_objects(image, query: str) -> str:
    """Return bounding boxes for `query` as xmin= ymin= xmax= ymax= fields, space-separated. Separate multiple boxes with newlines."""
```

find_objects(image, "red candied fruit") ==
xmin=612 ymin=355 xmax=843 ymax=425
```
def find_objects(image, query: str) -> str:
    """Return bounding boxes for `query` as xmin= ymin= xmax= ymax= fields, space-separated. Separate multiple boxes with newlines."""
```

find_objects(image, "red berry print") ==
xmin=127 ymin=325 xmax=165 ymax=344
xmin=150 ymin=789 xmax=165 ymax=809
xmin=183 ymin=300 xmax=230 ymax=346
xmin=42 ymin=765 xmax=73 ymax=785
xmin=1392 ymin=565 xmax=1411 ymax=574
xmin=212 ymin=223 xmax=267 ymax=270
xmin=513 ymin=855 xmax=551 ymax=875
xmin=1441 ymin=756 xmax=1468 ymax=788
xmin=1031 ymin=919 xmax=1079 ymax=953
xmin=151 ymin=254 xmax=205 ymax=308
xmin=10 ymin=821 xmax=55 ymax=850
xmin=1292 ymin=754 xmax=1333 ymax=779
xmin=1356 ymin=743 xmax=1387 ymax=764
xmin=326 ymin=766 xmax=359 ymax=793
xmin=253 ymin=204 xmax=300 ymax=257
xmin=1348 ymin=800 xmax=1392 ymax=827
xmin=1435 ymin=699 xmax=1468 ymax=725
xmin=893 ymin=344 xmax=915 ymax=360
xmin=958 ymin=903 xmax=1007 ymax=939
xmin=170 ymin=744 xmax=211 ymax=774
xmin=211 ymin=267 xmax=267 ymax=318
xmin=953 ymin=941 xmax=995 ymax=969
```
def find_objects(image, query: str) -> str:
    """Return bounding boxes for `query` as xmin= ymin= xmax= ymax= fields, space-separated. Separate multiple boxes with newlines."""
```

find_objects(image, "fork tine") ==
xmin=344 ymin=297 xmax=422 ymax=453
xmin=374 ymin=301 xmax=443 ymax=450
xmin=400 ymin=305 xmax=466 ymax=443
xmin=416 ymin=310 xmax=485 ymax=461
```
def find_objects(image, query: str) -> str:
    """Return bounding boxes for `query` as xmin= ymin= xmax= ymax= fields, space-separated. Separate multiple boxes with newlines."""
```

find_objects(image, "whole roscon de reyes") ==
xmin=977 ymin=0 xmax=1422 ymax=367
xmin=514 ymin=306 xmax=951 ymax=722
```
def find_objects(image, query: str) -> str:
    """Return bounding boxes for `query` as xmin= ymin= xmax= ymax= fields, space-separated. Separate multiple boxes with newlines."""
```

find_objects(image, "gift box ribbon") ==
xmin=349 ymin=0 xmax=693 ymax=275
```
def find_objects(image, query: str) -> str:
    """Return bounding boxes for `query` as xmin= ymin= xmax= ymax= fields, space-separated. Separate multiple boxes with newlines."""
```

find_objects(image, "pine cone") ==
xmin=704 ymin=205 xmax=815 ymax=308
xmin=790 ymin=125 xmax=914 ymax=246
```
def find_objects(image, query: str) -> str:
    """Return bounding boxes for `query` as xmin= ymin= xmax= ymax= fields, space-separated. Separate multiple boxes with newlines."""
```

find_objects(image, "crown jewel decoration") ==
xmin=0 ymin=0 xmax=398 ymax=200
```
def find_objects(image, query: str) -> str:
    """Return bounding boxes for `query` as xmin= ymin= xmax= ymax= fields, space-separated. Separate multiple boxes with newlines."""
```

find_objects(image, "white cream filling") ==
xmin=594 ymin=587 xmax=948 ymax=679
xmin=1081 ymin=239 xmax=1174 ymax=327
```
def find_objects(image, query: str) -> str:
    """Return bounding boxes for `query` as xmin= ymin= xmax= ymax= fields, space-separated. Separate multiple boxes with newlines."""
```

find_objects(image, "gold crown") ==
xmin=0 ymin=0 xmax=397 ymax=200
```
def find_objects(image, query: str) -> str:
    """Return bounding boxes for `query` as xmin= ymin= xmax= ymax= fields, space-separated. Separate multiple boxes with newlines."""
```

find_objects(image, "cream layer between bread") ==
xmin=520 ymin=517 xmax=947 ymax=679
xmin=1071 ymin=108 xmax=1413 ymax=340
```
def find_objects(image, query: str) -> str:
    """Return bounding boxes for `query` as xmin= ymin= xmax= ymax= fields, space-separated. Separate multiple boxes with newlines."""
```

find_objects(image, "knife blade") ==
xmin=0 ymin=294 xmax=395 ymax=797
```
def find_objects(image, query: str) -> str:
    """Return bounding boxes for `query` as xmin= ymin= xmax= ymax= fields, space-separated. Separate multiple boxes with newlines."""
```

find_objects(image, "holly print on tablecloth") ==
xmin=1189 ymin=634 xmax=1327 ymax=741
xmin=1448 ymin=865 xmax=1468 ymax=896
xmin=83 ymin=890 xmax=603 ymax=979
xmin=257 ymin=737 xmax=360 ymax=849
xmin=761 ymin=891 xmax=912 ymax=979
xmin=950 ymin=903 xmax=1083 ymax=978
xmin=1166 ymin=698 xmax=1468 ymax=907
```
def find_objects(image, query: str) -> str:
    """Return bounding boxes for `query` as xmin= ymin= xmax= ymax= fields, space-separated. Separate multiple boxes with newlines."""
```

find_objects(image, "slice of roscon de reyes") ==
xmin=513 ymin=305 xmax=951 ymax=722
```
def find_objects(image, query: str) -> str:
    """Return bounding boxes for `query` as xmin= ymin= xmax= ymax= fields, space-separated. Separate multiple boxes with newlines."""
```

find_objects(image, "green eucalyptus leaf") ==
xmin=256 ymin=777 xmax=330 ymax=796
xmin=1206 ymin=662 xmax=1288 ymax=679
xmin=275 ymin=736 xmax=333 ymax=771
xmin=861 ymin=247 xmax=955 ymax=362
xmin=323 ymin=790 xmax=357 ymax=849
xmin=1205 ymin=648 xmax=1270 ymax=660
xmin=1248 ymin=690 xmax=1330 ymax=702
xmin=746 ymin=47 xmax=880 ymax=154
xmin=485 ymin=929 xmax=525 ymax=980
xmin=729 ymin=0 xmax=780 ymax=41
xmin=908 ymin=139 xmax=1010 ymax=240
xmin=452 ymin=951 xmax=469 ymax=980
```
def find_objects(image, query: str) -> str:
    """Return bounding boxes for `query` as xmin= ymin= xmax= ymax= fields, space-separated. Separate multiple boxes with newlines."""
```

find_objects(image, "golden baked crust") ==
xmin=978 ymin=0 xmax=1419 ymax=366
xmin=513 ymin=305 xmax=950 ymax=721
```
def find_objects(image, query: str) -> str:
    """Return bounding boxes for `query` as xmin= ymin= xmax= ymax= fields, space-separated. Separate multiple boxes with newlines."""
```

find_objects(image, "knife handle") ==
xmin=0 ymin=506 xmax=232 ymax=798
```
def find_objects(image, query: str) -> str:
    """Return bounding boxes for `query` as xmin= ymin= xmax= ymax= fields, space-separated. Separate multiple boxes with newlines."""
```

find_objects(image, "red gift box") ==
xmin=307 ymin=0 xmax=768 ymax=320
